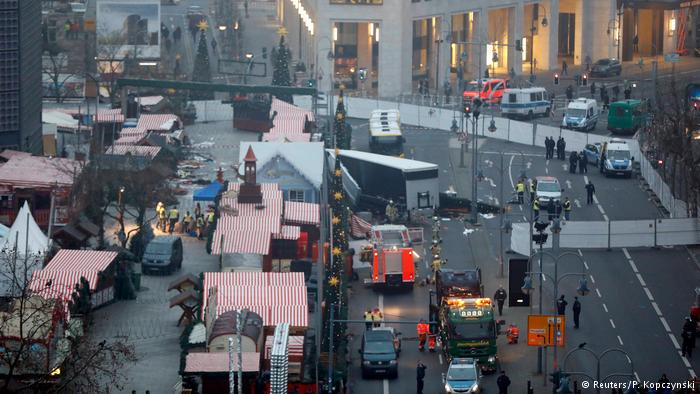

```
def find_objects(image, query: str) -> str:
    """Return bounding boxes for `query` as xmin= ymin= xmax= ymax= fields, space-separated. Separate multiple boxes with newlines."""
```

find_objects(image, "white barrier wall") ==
xmin=296 ymin=95 xmax=690 ymax=219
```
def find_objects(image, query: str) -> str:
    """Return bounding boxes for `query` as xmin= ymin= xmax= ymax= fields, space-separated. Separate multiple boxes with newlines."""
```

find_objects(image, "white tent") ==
xmin=0 ymin=202 xmax=49 ymax=297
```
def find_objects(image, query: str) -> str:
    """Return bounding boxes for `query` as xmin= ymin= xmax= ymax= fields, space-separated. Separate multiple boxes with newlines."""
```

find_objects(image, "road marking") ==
xmin=690 ymin=369 xmax=697 ymax=378
xmin=643 ymin=287 xmax=654 ymax=301
xmin=628 ymin=260 xmax=638 ymax=273
xmin=652 ymin=302 xmax=663 ymax=316
xmin=522 ymin=216 xmax=528 ymax=221
xmin=589 ymin=274 xmax=595 ymax=284
xmin=602 ymin=214 xmax=609 ymax=221
xmin=597 ymin=205 xmax=606 ymax=215
xmin=488 ymin=178 xmax=497 ymax=188
xmin=683 ymin=357 xmax=692 ymax=368
xmin=583 ymin=175 xmax=589 ymax=184
xmin=482 ymin=151 xmax=546 ymax=158
xmin=660 ymin=317 xmax=671 ymax=333
xmin=622 ymin=248 xmax=631 ymax=259
xmin=379 ymin=294 xmax=384 ymax=316
xmin=617 ymin=335 xmax=624 ymax=345
xmin=603 ymin=303 xmax=608 ymax=313
xmin=565 ymin=180 xmax=572 ymax=189
xmin=584 ymin=261 xmax=589 ymax=270
xmin=578 ymin=249 xmax=583 ymax=257
xmin=593 ymin=195 xmax=600 ymax=204
xmin=508 ymin=155 xmax=516 ymax=190
xmin=636 ymin=273 xmax=646 ymax=287
xmin=546 ymin=160 xmax=550 ymax=166
xmin=596 ymin=288 xmax=602 ymax=298
xmin=635 ymin=372 xmax=641 ymax=381
xmin=383 ymin=378 xmax=389 ymax=394
xmin=669 ymin=333 xmax=681 ymax=350
xmin=609 ymin=318 xmax=616 ymax=328
xmin=439 ymin=353 xmax=443 ymax=365
xmin=526 ymin=161 xmax=532 ymax=169
xmin=563 ymin=164 xmax=568 ymax=172
xmin=545 ymin=167 xmax=549 ymax=174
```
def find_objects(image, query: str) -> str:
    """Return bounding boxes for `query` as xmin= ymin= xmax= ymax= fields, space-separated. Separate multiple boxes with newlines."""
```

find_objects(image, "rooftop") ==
xmin=0 ymin=154 xmax=81 ymax=188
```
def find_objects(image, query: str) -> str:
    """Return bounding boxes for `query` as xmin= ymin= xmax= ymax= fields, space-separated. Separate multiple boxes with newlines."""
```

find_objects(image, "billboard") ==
xmin=97 ymin=0 xmax=160 ymax=59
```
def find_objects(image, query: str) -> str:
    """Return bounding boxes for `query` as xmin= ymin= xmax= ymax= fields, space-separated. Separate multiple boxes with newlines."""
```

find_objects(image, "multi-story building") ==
xmin=0 ymin=0 xmax=42 ymax=153
xmin=280 ymin=0 xmax=681 ymax=97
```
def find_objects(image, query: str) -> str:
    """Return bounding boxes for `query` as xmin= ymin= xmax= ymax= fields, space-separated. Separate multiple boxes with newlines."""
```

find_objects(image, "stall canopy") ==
xmin=193 ymin=182 xmax=223 ymax=202
xmin=1 ymin=201 xmax=49 ymax=255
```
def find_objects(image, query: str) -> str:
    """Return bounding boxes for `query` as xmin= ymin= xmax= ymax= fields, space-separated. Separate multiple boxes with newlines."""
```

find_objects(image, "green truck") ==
xmin=607 ymin=99 xmax=647 ymax=135
xmin=430 ymin=269 xmax=503 ymax=373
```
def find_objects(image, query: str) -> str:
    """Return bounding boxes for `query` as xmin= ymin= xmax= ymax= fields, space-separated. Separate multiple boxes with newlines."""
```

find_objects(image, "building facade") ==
xmin=0 ymin=0 xmax=43 ymax=153
xmin=279 ymin=0 xmax=680 ymax=97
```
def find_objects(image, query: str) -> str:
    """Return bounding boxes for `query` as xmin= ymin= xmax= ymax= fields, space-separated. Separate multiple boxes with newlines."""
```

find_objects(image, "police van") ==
xmin=562 ymin=98 xmax=599 ymax=131
xmin=369 ymin=110 xmax=404 ymax=156
xmin=600 ymin=139 xmax=634 ymax=178
xmin=500 ymin=87 xmax=551 ymax=119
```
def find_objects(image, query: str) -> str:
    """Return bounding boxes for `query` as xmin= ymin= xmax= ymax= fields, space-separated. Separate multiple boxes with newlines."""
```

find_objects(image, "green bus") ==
xmin=607 ymin=99 xmax=647 ymax=135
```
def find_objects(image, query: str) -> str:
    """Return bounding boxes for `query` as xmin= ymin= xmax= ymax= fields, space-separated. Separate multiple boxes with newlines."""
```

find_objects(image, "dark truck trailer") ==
xmin=328 ymin=149 xmax=439 ymax=211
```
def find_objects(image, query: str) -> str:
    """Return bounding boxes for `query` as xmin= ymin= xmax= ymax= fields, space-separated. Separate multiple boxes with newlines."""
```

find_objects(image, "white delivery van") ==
xmin=600 ymin=139 xmax=634 ymax=177
xmin=562 ymin=98 xmax=600 ymax=131
xmin=501 ymin=87 xmax=551 ymax=118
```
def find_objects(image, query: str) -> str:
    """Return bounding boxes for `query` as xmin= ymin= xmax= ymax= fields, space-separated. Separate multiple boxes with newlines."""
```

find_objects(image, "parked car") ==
xmin=590 ymin=58 xmax=622 ymax=77
xmin=359 ymin=328 xmax=401 ymax=379
xmin=535 ymin=176 xmax=563 ymax=204
xmin=142 ymin=236 xmax=183 ymax=274
xmin=583 ymin=142 xmax=603 ymax=165
xmin=444 ymin=358 xmax=482 ymax=393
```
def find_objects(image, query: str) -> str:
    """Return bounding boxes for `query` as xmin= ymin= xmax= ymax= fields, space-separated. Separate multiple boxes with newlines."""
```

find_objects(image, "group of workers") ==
xmin=416 ymin=319 xmax=437 ymax=352
xmin=363 ymin=308 xmax=384 ymax=330
xmin=515 ymin=178 xmax=573 ymax=221
xmin=156 ymin=202 xmax=216 ymax=240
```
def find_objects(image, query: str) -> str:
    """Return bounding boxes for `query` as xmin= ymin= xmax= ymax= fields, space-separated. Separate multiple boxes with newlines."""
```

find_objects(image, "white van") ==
xmin=600 ymin=139 xmax=634 ymax=177
xmin=562 ymin=98 xmax=600 ymax=131
xmin=501 ymin=87 xmax=551 ymax=118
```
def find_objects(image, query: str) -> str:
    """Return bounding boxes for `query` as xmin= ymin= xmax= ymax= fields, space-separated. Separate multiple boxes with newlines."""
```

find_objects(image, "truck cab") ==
xmin=366 ymin=225 xmax=416 ymax=289
xmin=600 ymin=139 xmax=634 ymax=177
xmin=562 ymin=98 xmax=599 ymax=131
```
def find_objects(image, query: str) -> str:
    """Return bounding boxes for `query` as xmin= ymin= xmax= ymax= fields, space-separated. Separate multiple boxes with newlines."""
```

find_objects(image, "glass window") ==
xmin=530 ymin=93 xmax=537 ymax=101
xmin=289 ymin=190 xmax=305 ymax=202
xmin=508 ymin=94 xmax=516 ymax=103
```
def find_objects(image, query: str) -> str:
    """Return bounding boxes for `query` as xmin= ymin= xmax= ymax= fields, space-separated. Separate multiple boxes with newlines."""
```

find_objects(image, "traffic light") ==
xmin=473 ymin=98 xmax=483 ymax=119
xmin=463 ymin=101 xmax=472 ymax=115
xmin=492 ymin=52 xmax=499 ymax=64
xmin=582 ymin=74 xmax=588 ymax=86
xmin=358 ymin=68 xmax=367 ymax=81
xmin=262 ymin=47 xmax=268 ymax=59
xmin=307 ymin=79 xmax=316 ymax=88
xmin=554 ymin=73 xmax=560 ymax=85
xmin=549 ymin=371 xmax=562 ymax=387
xmin=515 ymin=39 xmax=522 ymax=52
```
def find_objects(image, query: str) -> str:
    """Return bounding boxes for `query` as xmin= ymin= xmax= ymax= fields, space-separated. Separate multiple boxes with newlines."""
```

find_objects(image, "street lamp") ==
xmin=243 ymin=53 xmax=254 ymax=84
xmin=218 ymin=24 xmax=227 ymax=31
xmin=529 ymin=4 xmax=549 ymax=76
xmin=315 ymin=35 xmax=336 ymax=139
xmin=562 ymin=344 xmax=635 ymax=394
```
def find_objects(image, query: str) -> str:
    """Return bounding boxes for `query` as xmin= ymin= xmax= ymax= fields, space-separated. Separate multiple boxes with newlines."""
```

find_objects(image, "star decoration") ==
xmin=197 ymin=19 xmax=209 ymax=31
xmin=335 ymin=148 xmax=340 ymax=156
xmin=277 ymin=27 xmax=288 ymax=36
xmin=335 ymin=169 xmax=342 ymax=177
xmin=333 ymin=191 xmax=343 ymax=200
xmin=336 ymin=112 xmax=345 ymax=121
xmin=331 ymin=216 xmax=341 ymax=225
xmin=332 ymin=246 xmax=342 ymax=256
xmin=328 ymin=276 xmax=340 ymax=287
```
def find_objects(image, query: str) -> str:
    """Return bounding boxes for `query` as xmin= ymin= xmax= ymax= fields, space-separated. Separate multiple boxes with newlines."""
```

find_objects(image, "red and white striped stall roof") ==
xmin=114 ymin=135 xmax=146 ymax=145
xmin=270 ymin=112 xmax=307 ymax=134
xmin=119 ymin=127 xmax=148 ymax=137
xmin=204 ymin=272 xmax=305 ymax=288
xmin=43 ymin=250 xmax=118 ymax=273
xmin=272 ymin=225 xmax=301 ymax=240
xmin=269 ymin=304 xmax=308 ymax=327
xmin=268 ymin=272 xmax=305 ymax=286
xmin=227 ymin=182 xmax=281 ymax=192
xmin=136 ymin=114 xmax=180 ymax=131
xmin=211 ymin=227 xmax=272 ymax=255
xmin=284 ymin=201 xmax=320 ymax=225
xmin=61 ymin=108 xmax=125 ymax=123
xmin=262 ymin=132 xmax=311 ymax=143
xmin=270 ymin=98 xmax=314 ymax=122
xmin=216 ymin=216 xmax=281 ymax=232
xmin=264 ymin=335 xmax=305 ymax=359
xmin=30 ymin=270 xmax=100 ymax=293
xmin=105 ymin=145 xmax=162 ymax=157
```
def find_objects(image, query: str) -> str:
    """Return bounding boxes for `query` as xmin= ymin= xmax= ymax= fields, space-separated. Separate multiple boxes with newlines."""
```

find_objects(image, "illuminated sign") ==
xmin=527 ymin=315 xmax=565 ymax=347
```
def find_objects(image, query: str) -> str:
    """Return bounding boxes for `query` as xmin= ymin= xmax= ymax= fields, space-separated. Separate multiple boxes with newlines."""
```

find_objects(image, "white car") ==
xmin=535 ymin=176 xmax=562 ymax=203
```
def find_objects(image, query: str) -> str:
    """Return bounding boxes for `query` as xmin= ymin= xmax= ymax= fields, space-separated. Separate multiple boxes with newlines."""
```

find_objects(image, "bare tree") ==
xmin=42 ymin=42 xmax=75 ymax=104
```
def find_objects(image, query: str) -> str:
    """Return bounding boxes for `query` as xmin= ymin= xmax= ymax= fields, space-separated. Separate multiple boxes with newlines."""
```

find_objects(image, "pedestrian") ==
xmin=416 ymin=361 xmax=427 ymax=394
xmin=590 ymin=81 xmax=596 ymax=97
xmin=544 ymin=137 xmax=550 ymax=159
xmin=562 ymin=60 xmax=568 ymax=76
xmin=603 ymin=92 xmax=610 ymax=111
xmin=158 ymin=205 xmax=167 ymax=231
xmin=195 ymin=202 xmax=201 ymax=218
xmin=563 ymin=197 xmax=572 ymax=221
xmin=494 ymin=285 xmax=507 ymax=316
xmin=515 ymin=179 xmax=525 ymax=204
xmin=560 ymin=137 xmax=567 ymax=160
xmin=211 ymin=38 xmax=218 ymax=52
xmin=556 ymin=295 xmax=568 ymax=315
xmin=547 ymin=137 xmax=555 ymax=160
xmin=529 ymin=179 xmax=536 ymax=202
xmin=547 ymin=199 xmax=555 ymax=222
xmin=572 ymin=296 xmax=581 ymax=328
xmin=183 ymin=211 xmax=193 ymax=234
xmin=585 ymin=181 xmax=596 ymax=205
xmin=173 ymin=26 xmax=181 ymax=42
xmin=555 ymin=200 xmax=563 ymax=219
xmin=682 ymin=317 xmax=696 ymax=358
xmin=195 ymin=215 xmax=204 ymax=240
xmin=585 ymin=55 xmax=592 ymax=73
xmin=372 ymin=307 xmax=383 ymax=328
xmin=168 ymin=206 xmax=180 ymax=233
xmin=600 ymin=83 xmax=607 ymax=102
xmin=566 ymin=85 xmax=574 ymax=102
xmin=497 ymin=371 xmax=511 ymax=394
xmin=556 ymin=137 xmax=563 ymax=160
xmin=624 ymin=86 xmax=632 ymax=100
xmin=580 ymin=151 xmax=588 ymax=173
xmin=569 ymin=151 xmax=578 ymax=174
xmin=364 ymin=309 xmax=373 ymax=330
xmin=633 ymin=35 xmax=639 ymax=53
xmin=244 ymin=0 xmax=249 ymax=17
xmin=533 ymin=198 xmax=540 ymax=221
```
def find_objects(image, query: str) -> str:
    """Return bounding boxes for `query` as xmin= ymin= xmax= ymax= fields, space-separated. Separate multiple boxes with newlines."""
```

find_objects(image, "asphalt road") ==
xmin=346 ymin=118 xmax=700 ymax=392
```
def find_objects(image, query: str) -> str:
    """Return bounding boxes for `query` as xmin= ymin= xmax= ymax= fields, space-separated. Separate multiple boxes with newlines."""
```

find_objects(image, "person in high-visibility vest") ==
xmin=506 ymin=324 xmax=520 ymax=344
xmin=529 ymin=179 xmax=536 ymax=202
xmin=372 ymin=308 xmax=383 ymax=328
xmin=417 ymin=319 xmax=430 ymax=351
xmin=168 ymin=207 xmax=180 ymax=234
xmin=533 ymin=199 xmax=540 ymax=222
xmin=182 ymin=211 xmax=193 ymax=233
xmin=195 ymin=215 xmax=204 ymax=240
xmin=431 ymin=254 xmax=443 ymax=284
xmin=563 ymin=197 xmax=572 ymax=221
xmin=364 ymin=309 xmax=373 ymax=330
xmin=515 ymin=180 xmax=525 ymax=204
xmin=158 ymin=206 xmax=167 ymax=232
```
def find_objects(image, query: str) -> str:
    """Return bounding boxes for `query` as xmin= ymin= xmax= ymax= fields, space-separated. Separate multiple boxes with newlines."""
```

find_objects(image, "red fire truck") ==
xmin=363 ymin=225 xmax=416 ymax=290
xmin=462 ymin=78 xmax=510 ymax=104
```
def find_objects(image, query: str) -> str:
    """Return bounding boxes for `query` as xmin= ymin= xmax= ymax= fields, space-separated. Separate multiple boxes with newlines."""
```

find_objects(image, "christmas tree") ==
xmin=323 ymin=148 xmax=349 ymax=352
xmin=333 ymin=90 xmax=349 ymax=149
xmin=272 ymin=36 xmax=293 ymax=103
xmin=192 ymin=22 xmax=213 ymax=99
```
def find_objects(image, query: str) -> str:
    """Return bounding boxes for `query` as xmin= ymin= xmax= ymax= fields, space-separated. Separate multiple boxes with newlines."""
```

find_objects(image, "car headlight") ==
xmin=389 ymin=360 xmax=397 ymax=365
xmin=488 ymin=356 xmax=496 ymax=364
xmin=471 ymin=383 xmax=479 ymax=393
xmin=363 ymin=361 xmax=371 ymax=365
xmin=445 ymin=384 xmax=452 ymax=393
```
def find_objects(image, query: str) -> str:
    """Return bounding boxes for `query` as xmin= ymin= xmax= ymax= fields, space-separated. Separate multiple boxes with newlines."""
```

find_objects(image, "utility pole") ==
xmin=237 ymin=309 xmax=246 ymax=394
xmin=498 ymin=153 xmax=505 ymax=277
xmin=470 ymin=43 xmax=483 ymax=225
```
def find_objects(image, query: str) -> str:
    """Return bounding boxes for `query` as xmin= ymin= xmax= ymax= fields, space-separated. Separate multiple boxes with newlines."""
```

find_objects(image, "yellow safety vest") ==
xmin=530 ymin=182 xmax=536 ymax=193
xmin=364 ymin=312 xmax=372 ymax=322
xmin=168 ymin=209 xmax=179 ymax=219
xmin=516 ymin=183 xmax=525 ymax=193
xmin=533 ymin=200 xmax=540 ymax=211
xmin=207 ymin=212 xmax=215 ymax=223
xmin=564 ymin=201 xmax=572 ymax=211
xmin=184 ymin=214 xmax=193 ymax=223
xmin=159 ymin=208 xmax=167 ymax=218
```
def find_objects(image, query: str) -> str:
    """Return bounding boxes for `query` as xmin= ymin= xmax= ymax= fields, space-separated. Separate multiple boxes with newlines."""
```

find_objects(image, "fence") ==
xmin=294 ymin=95 xmax=690 ymax=219
xmin=509 ymin=218 xmax=700 ymax=255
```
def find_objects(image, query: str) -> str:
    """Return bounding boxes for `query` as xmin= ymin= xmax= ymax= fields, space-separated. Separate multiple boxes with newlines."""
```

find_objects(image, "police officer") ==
xmin=557 ymin=295 xmax=568 ymax=315
xmin=364 ymin=309 xmax=373 ymax=330
xmin=516 ymin=180 xmax=525 ymax=204
xmin=529 ymin=179 xmax=536 ymax=202
xmin=195 ymin=215 xmax=205 ymax=240
xmin=547 ymin=199 xmax=555 ymax=222
xmin=168 ymin=206 xmax=179 ymax=234
xmin=533 ymin=199 xmax=540 ymax=221
xmin=494 ymin=285 xmax=507 ymax=316
xmin=563 ymin=197 xmax=572 ymax=220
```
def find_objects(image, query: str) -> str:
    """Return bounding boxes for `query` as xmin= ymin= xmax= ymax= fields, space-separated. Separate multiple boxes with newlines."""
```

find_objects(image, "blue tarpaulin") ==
xmin=193 ymin=182 xmax=223 ymax=202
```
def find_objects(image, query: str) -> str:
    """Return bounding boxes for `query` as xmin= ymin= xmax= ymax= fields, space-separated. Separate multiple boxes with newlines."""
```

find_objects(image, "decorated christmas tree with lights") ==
xmin=272 ymin=35 xmax=293 ymax=103
xmin=333 ymin=91 xmax=349 ymax=149
xmin=191 ymin=21 xmax=213 ymax=99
